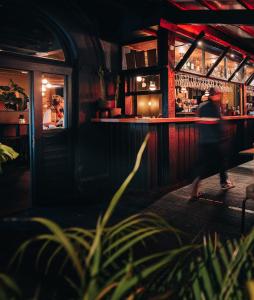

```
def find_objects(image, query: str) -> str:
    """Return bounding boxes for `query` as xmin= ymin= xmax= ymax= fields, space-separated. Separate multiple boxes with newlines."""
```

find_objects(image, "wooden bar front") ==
xmin=90 ymin=116 xmax=254 ymax=193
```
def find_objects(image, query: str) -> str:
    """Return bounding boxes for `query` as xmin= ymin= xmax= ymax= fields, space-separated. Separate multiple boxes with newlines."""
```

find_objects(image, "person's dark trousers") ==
xmin=195 ymin=142 xmax=228 ymax=184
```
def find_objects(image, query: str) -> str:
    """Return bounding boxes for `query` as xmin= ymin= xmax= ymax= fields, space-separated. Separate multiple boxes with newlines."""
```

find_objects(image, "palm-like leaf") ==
xmin=11 ymin=133 xmax=188 ymax=299
xmin=0 ymin=143 xmax=19 ymax=174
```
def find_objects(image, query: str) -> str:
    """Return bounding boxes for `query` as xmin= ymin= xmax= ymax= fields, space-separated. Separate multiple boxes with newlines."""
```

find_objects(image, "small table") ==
xmin=239 ymin=148 xmax=254 ymax=155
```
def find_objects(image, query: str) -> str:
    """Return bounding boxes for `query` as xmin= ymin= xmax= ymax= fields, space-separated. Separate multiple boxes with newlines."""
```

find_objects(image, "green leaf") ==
xmin=32 ymin=218 xmax=84 ymax=280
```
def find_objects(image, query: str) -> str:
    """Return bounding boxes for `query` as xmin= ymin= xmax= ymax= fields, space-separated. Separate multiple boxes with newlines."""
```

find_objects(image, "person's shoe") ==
xmin=188 ymin=195 xmax=199 ymax=202
xmin=188 ymin=192 xmax=205 ymax=202
xmin=221 ymin=180 xmax=235 ymax=190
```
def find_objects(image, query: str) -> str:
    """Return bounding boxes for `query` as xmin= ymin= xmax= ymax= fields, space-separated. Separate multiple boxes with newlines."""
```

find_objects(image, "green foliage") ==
xmin=0 ymin=79 xmax=29 ymax=111
xmin=165 ymin=233 xmax=254 ymax=300
xmin=6 ymin=133 xmax=254 ymax=299
xmin=11 ymin=133 xmax=191 ymax=299
xmin=0 ymin=273 xmax=21 ymax=300
xmin=0 ymin=143 xmax=19 ymax=174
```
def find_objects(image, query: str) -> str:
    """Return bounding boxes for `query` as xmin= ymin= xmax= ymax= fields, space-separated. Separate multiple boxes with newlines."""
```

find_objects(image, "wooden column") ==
xmin=157 ymin=27 xmax=175 ymax=118
xmin=168 ymin=31 xmax=176 ymax=118
xmin=242 ymin=84 xmax=247 ymax=115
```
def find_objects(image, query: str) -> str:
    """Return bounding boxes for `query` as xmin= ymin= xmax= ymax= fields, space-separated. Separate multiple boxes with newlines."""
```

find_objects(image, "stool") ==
xmin=241 ymin=184 xmax=254 ymax=233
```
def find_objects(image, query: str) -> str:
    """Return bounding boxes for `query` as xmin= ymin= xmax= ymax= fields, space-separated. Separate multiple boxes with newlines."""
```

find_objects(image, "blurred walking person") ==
xmin=189 ymin=87 xmax=234 ymax=201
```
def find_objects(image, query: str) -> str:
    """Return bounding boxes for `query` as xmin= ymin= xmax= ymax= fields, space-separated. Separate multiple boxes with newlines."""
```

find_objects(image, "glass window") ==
xmin=182 ymin=46 xmax=204 ymax=74
xmin=226 ymin=52 xmax=242 ymax=79
xmin=204 ymin=51 xmax=219 ymax=74
xmin=122 ymin=40 xmax=157 ymax=70
xmin=42 ymin=74 xmax=65 ymax=130
xmin=0 ymin=4 xmax=65 ymax=61
xmin=231 ymin=68 xmax=244 ymax=83
xmin=211 ymin=58 xmax=227 ymax=79
xmin=0 ymin=68 xmax=30 ymax=112
xmin=175 ymin=39 xmax=191 ymax=67
xmin=129 ymin=74 xmax=160 ymax=93
xmin=243 ymin=63 xmax=254 ymax=83
xmin=137 ymin=94 xmax=162 ymax=117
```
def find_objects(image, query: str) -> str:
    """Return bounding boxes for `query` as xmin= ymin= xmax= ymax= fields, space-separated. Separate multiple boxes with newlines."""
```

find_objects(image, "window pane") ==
xmin=130 ymin=74 xmax=160 ymax=92
xmin=137 ymin=94 xmax=162 ymax=117
xmin=42 ymin=74 xmax=65 ymax=130
xmin=122 ymin=40 xmax=157 ymax=70
xmin=243 ymin=63 xmax=254 ymax=83
xmin=182 ymin=47 xmax=204 ymax=75
xmin=211 ymin=58 xmax=226 ymax=79
xmin=0 ymin=68 xmax=30 ymax=112
xmin=226 ymin=52 xmax=242 ymax=79
xmin=175 ymin=39 xmax=191 ymax=67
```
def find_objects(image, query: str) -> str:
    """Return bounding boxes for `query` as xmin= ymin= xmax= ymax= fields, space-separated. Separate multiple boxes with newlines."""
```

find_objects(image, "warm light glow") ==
xmin=230 ymin=54 xmax=235 ymax=58
xmin=197 ymin=41 xmax=202 ymax=46
xmin=136 ymin=76 xmax=142 ymax=82
xmin=142 ymin=81 xmax=147 ymax=88
xmin=42 ymin=92 xmax=45 ymax=97
xmin=148 ymin=101 xmax=152 ymax=106
xmin=21 ymin=71 xmax=28 ymax=74
xmin=42 ymin=86 xmax=46 ymax=92
xmin=179 ymin=46 xmax=185 ymax=54
xmin=149 ymin=81 xmax=156 ymax=91
xmin=42 ymin=78 xmax=48 ymax=84
xmin=46 ymin=83 xmax=52 ymax=88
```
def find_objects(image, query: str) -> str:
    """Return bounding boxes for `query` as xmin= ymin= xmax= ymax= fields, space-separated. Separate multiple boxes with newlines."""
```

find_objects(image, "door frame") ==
xmin=0 ymin=55 xmax=72 ymax=206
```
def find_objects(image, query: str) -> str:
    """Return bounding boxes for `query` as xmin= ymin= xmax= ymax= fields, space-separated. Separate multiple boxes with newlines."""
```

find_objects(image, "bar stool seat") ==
xmin=241 ymin=184 xmax=254 ymax=233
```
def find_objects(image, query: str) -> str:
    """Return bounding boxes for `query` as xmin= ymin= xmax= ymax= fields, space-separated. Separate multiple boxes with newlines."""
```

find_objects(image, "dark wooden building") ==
xmin=0 ymin=0 xmax=254 ymax=215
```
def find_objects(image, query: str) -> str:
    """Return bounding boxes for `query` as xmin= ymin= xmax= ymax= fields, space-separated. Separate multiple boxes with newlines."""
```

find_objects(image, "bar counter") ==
xmin=88 ymin=115 xmax=254 ymax=194
xmin=92 ymin=115 xmax=254 ymax=123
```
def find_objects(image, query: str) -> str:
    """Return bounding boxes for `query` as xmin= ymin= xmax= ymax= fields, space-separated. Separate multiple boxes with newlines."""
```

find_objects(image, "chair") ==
xmin=241 ymin=183 xmax=254 ymax=233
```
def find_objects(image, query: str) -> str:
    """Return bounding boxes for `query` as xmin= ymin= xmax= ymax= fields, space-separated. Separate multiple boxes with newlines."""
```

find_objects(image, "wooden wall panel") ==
xmin=88 ymin=119 xmax=254 ymax=196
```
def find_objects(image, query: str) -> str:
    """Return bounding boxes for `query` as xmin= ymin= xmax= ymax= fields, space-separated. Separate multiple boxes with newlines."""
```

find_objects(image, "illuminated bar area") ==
xmin=92 ymin=13 xmax=254 ymax=193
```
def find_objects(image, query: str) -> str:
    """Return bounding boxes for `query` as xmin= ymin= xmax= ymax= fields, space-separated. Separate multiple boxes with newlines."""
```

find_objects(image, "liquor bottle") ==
xmin=51 ymin=106 xmax=57 ymax=123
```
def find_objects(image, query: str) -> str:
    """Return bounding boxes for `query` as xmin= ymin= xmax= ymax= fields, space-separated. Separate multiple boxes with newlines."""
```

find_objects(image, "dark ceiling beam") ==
xmin=228 ymin=56 xmax=249 ymax=82
xmin=167 ymin=0 xmax=186 ymax=10
xmin=206 ymin=47 xmax=229 ymax=77
xmin=246 ymin=72 xmax=254 ymax=85
xmin=175 ymin=31 xmax=205 ymax=71
xmin=236 ymin=0 xmax=254 ymax=10
xmin=195 ymin=0 xmax=216 ymax=10
xmin=162 ymin=10 xmax=254 ymax=24
xmin=187 ymin=0 xmax=254 ymax=47
xmin=160 ymin=19 xmax=254 ymax=59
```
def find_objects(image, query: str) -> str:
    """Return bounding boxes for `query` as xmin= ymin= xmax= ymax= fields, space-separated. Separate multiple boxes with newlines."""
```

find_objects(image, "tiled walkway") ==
xmin=146 ymin=160 xmax=254 ymax=240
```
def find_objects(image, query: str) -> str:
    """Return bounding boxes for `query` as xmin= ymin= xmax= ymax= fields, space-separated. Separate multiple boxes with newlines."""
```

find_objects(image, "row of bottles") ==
xmin=222 ymin=105 xmax=240 ymax=116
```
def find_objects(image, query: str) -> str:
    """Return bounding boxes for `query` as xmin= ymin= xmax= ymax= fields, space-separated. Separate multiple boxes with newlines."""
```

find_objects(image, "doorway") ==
xmin=0 ymin=68 xmax=31 ymax=215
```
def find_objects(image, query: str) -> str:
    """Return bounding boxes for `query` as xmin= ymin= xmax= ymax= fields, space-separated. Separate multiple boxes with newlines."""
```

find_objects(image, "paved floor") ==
xmin=145 ymin=160 xmax=254 ymax=240
xmin=0 ymin=159 xmax=254 ymax=269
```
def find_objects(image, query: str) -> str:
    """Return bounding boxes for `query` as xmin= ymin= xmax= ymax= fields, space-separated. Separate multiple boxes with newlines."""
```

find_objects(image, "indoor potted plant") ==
xmin=0 ymin=79 xmax=29 ymax=111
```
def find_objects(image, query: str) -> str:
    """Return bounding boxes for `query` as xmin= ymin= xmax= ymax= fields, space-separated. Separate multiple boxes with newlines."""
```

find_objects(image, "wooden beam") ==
xmin=195 ymin=0 xmax=216 ymax=10
xmin=236 ymin=0 xmax=254 ymax=10
xmin=228 ymin=57 xmax=249 ymax=82
xmin=162 ymin=10 xmax=254 ymax=24
xmin=175 ymin=31 xmax=205 ymax=71
xmin=206 ymin=47 xmax=229 ymax=77
xmin=246 ymin=72 xmax=254 ymax=85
